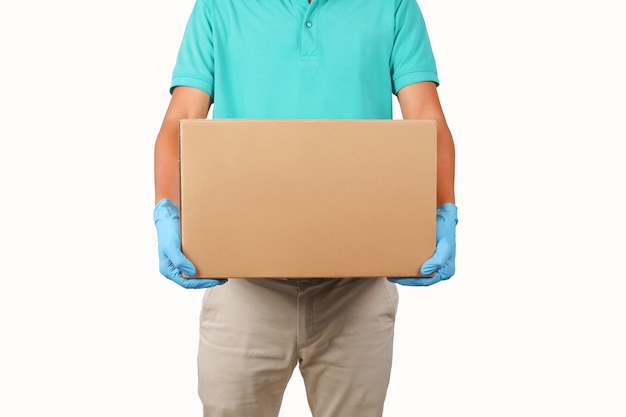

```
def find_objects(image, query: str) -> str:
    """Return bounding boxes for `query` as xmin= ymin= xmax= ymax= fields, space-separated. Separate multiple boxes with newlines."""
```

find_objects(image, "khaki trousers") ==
xmin=197 ymin=277 xmax=399 ymax=417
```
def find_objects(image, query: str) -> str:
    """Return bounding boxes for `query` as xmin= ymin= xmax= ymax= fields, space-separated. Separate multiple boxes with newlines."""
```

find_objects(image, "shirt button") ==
xmin=306 ymin=21 xmax=312 ymax=27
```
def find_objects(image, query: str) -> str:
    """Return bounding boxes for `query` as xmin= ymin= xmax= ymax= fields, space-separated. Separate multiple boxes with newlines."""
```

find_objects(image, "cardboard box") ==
xmin=179 ymin=119 xmax=436 ymax=278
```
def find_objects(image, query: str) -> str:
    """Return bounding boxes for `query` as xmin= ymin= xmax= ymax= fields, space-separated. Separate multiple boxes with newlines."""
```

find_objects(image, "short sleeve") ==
xmin=390 ymin=0 xmax=439 ymax=94
xmin=170 ymin=0 xmax=215 ymax=97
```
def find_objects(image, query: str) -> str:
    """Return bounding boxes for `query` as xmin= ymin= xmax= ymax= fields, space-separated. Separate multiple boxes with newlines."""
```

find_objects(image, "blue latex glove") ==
xmin=388 ymin=203 xmax=458 ymax=286
xmin=153 ymin=198 xmax=227 ymax=289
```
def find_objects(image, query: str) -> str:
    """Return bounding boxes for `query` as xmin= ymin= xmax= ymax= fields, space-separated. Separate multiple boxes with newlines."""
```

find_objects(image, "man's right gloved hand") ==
xmin=153 ymin=198 xmax=227 ymax=289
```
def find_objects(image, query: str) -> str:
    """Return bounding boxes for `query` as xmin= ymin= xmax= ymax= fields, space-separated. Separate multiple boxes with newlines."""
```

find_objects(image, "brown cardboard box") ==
xmin=179 ymin=119 xmax=436 ymax=278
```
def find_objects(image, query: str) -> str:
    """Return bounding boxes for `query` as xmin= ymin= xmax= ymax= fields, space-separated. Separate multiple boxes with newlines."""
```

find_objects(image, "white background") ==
xmin=1 ymin=0 xmax=624 ymax=415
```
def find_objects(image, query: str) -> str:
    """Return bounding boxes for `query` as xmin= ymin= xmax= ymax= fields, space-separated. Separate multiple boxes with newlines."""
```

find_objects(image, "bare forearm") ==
xmin=154 ymin=118 xmax=182 ymax=205
xmin=154 ymin=86 xmax=212 ymax=205
xmin=397 ymin=82 xmax=455 ymax=206
xmin=434 ymin=120 xmax=455 ymax=206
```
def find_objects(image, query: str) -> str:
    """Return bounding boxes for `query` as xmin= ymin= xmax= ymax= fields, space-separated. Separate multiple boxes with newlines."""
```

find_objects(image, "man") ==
xmin=153 ymin=0 xmax=457 ymax=416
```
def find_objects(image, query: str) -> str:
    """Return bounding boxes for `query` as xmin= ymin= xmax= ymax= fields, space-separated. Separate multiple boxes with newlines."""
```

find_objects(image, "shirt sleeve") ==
xmin=390 ymin=0 xmax=439 ymax=94
xmin=170 ymin=0 xmax=215 ymax=97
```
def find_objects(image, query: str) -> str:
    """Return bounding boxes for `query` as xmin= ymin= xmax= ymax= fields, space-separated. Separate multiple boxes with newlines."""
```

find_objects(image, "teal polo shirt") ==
xmin=171 ymin=0 xmax=439 ymax=119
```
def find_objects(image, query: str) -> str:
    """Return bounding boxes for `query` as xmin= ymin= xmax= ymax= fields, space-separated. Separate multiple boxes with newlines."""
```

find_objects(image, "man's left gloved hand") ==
xmin=388 ymin=203 xmax=458 ymax=287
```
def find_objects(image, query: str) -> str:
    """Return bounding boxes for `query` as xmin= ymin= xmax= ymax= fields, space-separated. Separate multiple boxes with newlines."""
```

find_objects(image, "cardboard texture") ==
xmin=179 ymin=119 xmax=437 ymax=278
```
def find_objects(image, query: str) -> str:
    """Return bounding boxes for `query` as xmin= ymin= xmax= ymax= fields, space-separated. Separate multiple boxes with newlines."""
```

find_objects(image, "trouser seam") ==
xmin=296 ymin=281 xmax=302 ymax=353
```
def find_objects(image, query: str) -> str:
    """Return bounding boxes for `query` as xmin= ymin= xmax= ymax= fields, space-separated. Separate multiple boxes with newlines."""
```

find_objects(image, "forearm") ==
xmin=434 ymin=119 xmax=455 ymax=206
xmin=154 ymin=118 xmax=182 ymax=205
xmin=154 ymin=86 xmax=212 ymax=205
xmin=397 ymin=82 xmax=455 ymax=206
